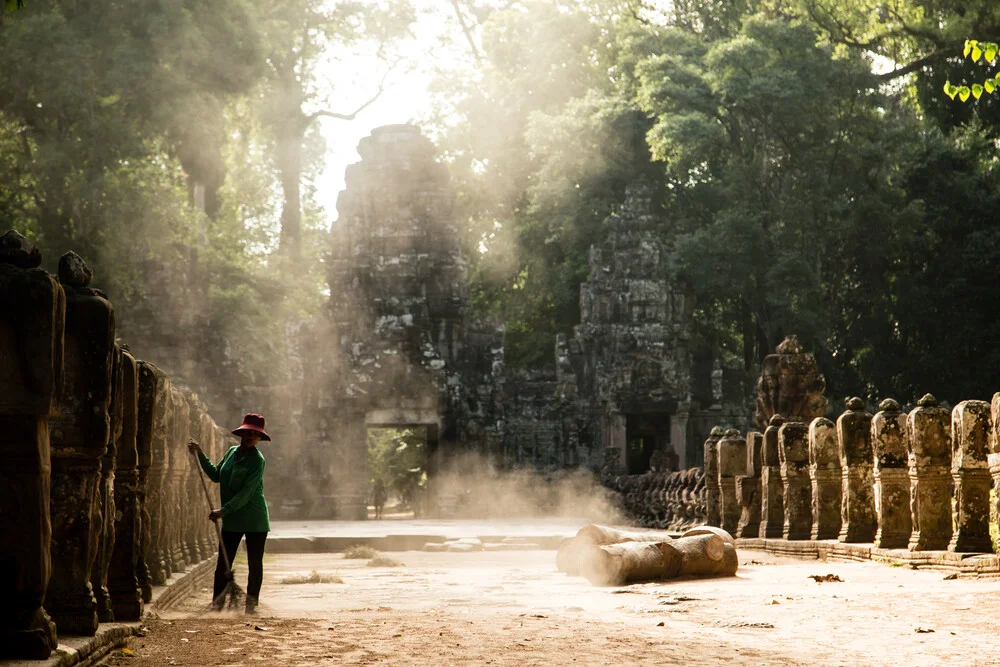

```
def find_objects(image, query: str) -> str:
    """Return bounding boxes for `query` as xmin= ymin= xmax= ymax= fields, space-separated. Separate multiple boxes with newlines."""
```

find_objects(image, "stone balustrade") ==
xmin=0 ymin=232 xmax=237 ymax=660
xmin=698 ymin=391 xmax=1000 ymax=557
xmin=606 ymin=468 xmax=706 ymax=530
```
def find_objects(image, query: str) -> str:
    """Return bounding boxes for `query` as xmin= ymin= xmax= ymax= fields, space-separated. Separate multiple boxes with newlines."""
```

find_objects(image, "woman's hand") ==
xmin=208 ymin=509 xmax=224 ymax=522
xmin=187 ymin=439 xmax=202 ymax=455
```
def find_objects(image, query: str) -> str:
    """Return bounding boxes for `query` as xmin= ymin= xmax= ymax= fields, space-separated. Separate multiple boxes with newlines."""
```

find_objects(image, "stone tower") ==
xmin=303 ymin=125 xmax=495 ymax=518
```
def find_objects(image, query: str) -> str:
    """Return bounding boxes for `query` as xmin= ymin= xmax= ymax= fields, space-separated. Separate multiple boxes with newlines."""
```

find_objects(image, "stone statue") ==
xmin=754 ymin=335 xmax=828 ymax=431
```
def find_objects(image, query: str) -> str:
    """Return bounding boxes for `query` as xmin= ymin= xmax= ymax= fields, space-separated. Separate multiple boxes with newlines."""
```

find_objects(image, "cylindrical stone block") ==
xmin=837 ymin=397 xmax=876 ymax=543
xmin=948 ymin=400 xmax=992 ymax=553
xmin=759 ymin=415 xmax=785 ymax=538
xmin=872 ymin=399 xmax=911 ymax=549
xmin=703 ymin=426 xmax=724 ymax=528
xmin=809 ymin=417 xmax=841 ymax=540
xmin=717 ymin=429 xmax=746 ymax=535
xmin=907 ymin=394 xmax=953 ymax=551
xmin=779 ymin=422 xmax=812 ymax=540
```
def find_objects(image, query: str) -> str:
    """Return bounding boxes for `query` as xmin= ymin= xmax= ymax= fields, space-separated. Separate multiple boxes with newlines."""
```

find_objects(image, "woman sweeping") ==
xmin=187 ymin=413 xmax=271 ymax=614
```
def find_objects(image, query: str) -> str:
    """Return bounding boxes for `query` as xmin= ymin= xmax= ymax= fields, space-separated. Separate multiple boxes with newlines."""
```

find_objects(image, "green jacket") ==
xmin=199 ymin=445 xmax=270 ymax=533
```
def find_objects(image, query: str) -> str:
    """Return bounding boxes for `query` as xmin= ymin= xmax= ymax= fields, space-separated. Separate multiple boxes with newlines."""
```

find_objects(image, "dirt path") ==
xmin=106 ymin=550 xmax=1000 ymax=666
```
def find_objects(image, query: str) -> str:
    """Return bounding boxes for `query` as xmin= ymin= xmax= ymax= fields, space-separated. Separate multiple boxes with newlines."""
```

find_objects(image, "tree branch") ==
xmin=876 ymin=49 xmax=952 ymax=81
xmin=450 ymin=0 xmax=483 ymax=65
xmin=307 ymin=64 xmax=396 ymax=124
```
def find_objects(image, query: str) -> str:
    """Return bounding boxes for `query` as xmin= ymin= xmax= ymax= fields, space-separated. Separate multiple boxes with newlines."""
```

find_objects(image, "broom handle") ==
xmin=191 ymin=448 xmax=234 ymax=575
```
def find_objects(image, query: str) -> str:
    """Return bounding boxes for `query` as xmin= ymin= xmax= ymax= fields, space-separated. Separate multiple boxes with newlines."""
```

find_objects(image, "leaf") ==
xmin=121 ymin=648 xmax=136 ymax=656
xmin=972 ymin=46 xmax=983 ymax=62
xmin=973 ymin=84 xmax=984 ymax=99
xmin=965 ymin=40 xmax=976 ymax=58
xmin=986 ymin=80 xmax=996 ymax=94
xmin=959 ymin=86 xmax=971 ymax=102
xmin=944 ymin=82 xmax=958 ymax=100
xmin=987 ymin=44 xmax=998 ymax=63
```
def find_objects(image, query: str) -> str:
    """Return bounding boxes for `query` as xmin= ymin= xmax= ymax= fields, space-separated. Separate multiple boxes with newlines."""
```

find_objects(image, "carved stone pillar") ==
xmin=778 ymin=422 xmax=811 ymax=540
xmin=837 ymin=397 xmax=876 ymax=543
xmin=108 ymin=349 xmax=144 ymax=620
xmin=736 ymin=431 xmax=763 ymax=538
xmin=91 ymin=346 xmax=122 ymax=622
xmin=703 ymin=426 xmax=723 ymax=527
xmin=808 ymin=417 xmax=841 ymax=540
xmin=185 ymin=396 xmax=204 ymax=564
xmin=989 ymin=393 xmax=1000 ymax=554
xmin=169 ymin=388 xmax=189 ymax=572
xmin=758 ymin=415 xmax=785 ymax=538
xmin=871 ymin=399 xmax=911 ymax=549
xmin=138 ymin=362 xmax=170 ymax=585
xmin=197 ymin=411 xmax=215 ymax=559
xmin=907 ymin=394 xmax=953 ymax=551
xmin=717 ymin=429 xmax=745 ymax=535
xmin=948 ymin=400 xmax=991 ymax=553
xmin=48 ymin=252 xmax=115 ymax=636
xmin=0 ymin=232 xmax=62 ymax=659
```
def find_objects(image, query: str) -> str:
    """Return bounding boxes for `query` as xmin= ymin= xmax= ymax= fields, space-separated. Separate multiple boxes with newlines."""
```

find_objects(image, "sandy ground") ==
xmin=105 ymin=550 xmax=1000 ymax=667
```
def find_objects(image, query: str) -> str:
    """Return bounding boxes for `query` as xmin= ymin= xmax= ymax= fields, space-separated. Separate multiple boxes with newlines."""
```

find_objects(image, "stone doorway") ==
xmin=365 ymin=422 xmax=439 ymax=518
xmin=625 ymin=413 xmax=674 ymax=474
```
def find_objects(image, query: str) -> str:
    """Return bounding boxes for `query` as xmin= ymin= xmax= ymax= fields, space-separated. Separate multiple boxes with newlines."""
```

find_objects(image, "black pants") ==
xmin=214 ymin=530 xmax=268 ymax=601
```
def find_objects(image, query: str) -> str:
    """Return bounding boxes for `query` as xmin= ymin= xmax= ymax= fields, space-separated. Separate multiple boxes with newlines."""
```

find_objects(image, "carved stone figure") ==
xmin=948 ymin=400 xmax=991 ymax=553
xmin=907 ymin=394 xmax=953 ymax=551
xmin=47 ymin=253 xmax=115 ymax=636
xmin=837 ymin=397 xmax=876 ymax=543
xmin=138 ymin=362 xmax=170 ymax=585
xmin=0 ymin=231 xmax=62 ymax=658
xmin=808 ymin=417 xmax=841 ymax=540
xmin=871 ymin=399 xmax=911 ymax=549
xmin=754 ymin=335 xmax=828 ymax=430
xmin=108 ymin=349 xmax=144 ymax=619
xmin=778 ymin=422 xmax=812 ymax=540
xmin=759 ymin=415 xmax=786 ymax=538
xmin=703 ymin=426 xmax=724 ymax=527
xmin=91 ymin=346 xmax=122 ymax=622
xmin=717 ymin=429 xmax=746 ymax=535
xmin=736 ymin=431 xmax=763 ymax=538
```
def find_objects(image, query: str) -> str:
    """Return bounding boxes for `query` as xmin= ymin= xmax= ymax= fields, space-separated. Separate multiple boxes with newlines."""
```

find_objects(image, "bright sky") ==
xmin=313 ymin=0 xmax=468 ymax=223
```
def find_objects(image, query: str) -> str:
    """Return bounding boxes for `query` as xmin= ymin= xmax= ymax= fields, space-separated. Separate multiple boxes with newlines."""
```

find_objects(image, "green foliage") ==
xmin=367 ymin=428 xmax=427 ymax=511
xmin=944 ymin=40 xmax=1000 ymax=102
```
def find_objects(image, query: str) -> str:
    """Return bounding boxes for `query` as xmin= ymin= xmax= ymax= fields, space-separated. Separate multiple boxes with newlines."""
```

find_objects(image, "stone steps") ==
xmin=737 ymin=537 xmax=1000 ymax=575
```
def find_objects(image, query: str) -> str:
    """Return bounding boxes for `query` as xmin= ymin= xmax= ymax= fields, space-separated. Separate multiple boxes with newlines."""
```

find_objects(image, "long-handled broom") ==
xmin=191 ymin=448 xmax=245 ymax=609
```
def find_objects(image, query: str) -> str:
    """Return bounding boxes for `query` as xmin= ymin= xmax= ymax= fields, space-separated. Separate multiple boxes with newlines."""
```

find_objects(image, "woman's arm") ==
xmin=197 ymin=449 xmax=223 ymax=483
xmin=220 ymin=459 xmax=265 ymax=516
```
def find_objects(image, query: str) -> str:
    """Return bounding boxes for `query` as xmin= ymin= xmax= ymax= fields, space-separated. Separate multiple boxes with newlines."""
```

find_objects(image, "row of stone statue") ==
xmin=0 ymin=232 xmax=235 ymax=660
xmin=605 ymin=467 xmax=707 ymax=530
xmin=704 ymin=394 xmax=996 ymax=553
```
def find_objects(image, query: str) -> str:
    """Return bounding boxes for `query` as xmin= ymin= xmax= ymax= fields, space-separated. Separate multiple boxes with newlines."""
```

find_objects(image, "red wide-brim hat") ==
xmin=232 ymin=413 xmax=271 ymax=441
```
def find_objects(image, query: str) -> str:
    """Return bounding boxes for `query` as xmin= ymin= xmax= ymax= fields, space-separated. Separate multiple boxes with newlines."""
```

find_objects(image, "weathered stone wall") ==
xmin=0 ymin=232 xmax=235 ymax=660
xmin=604 ymin=468 xmax=706 ymax=530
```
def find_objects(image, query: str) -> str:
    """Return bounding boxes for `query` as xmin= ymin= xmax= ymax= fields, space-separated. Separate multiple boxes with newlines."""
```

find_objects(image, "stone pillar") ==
xmin=837 ymin=397 xmax=876 ymax=543
xmin=48 ymin=252 xmax=115 ymax=636
xmin=197 ymin=411 xmax=216 ymax=559
xmin=91 ymin=346 xmax=122 ymax=622
xmin=758 ymin=415 xmax=785 ymax=538
xmin=108 ymin=349 xmax=143 ymax=619
xmin=702 ymin=426 xmax=723 ymax=527
xmin=717 ymin=429 xmax=746 ymax=535
xmin=871 ymin=399 xmax=911 ymax=549
xmin=169 ymin=387 xmax=189 ymax=572
xmin=0 ymin=231 xmax=62 ymax=659
xmin=138 ymin=362 xmax=170 ymax=585
xmin=808 ymin=417 xmax=841 ymax=540
xmin=134 ymin=362 xmax=153 ymax=603
xmin=778 ymin=422 xmax=811 ymax=540
xmin=736 ymin=431 xmax=762 ymax=538
xmin=989 ymin=393 xmax=1000 ymax=554
xmin=907 ymin=394 xmax=953 ymax=551
xmin=671 ymin=402 xmax=691 ymax=469
xmin=948 ymin=400 xmax=991 ymax=553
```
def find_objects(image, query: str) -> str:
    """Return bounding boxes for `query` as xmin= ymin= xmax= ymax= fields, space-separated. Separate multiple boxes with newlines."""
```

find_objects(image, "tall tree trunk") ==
xmin=276 ymin=117 xmax=305 ymax=261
